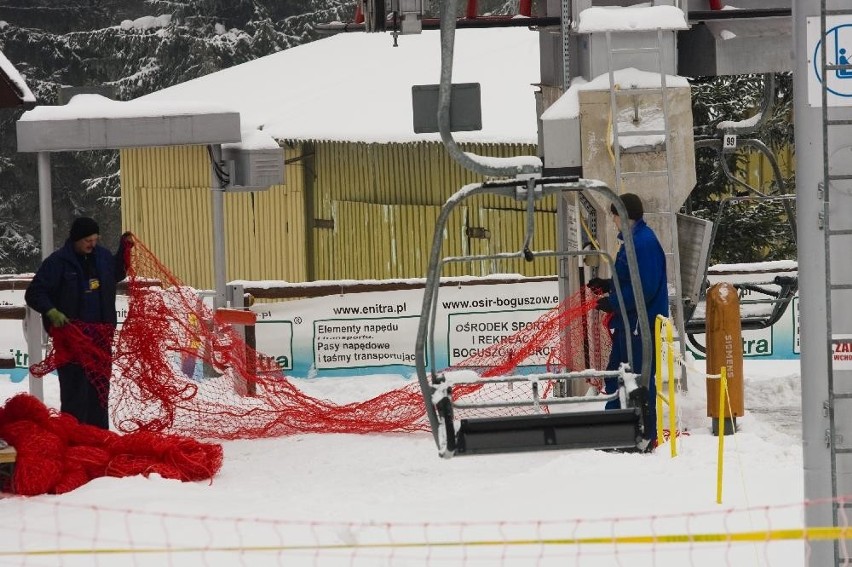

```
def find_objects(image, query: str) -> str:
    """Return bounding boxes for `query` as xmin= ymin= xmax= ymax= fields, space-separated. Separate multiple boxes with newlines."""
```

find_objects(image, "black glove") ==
xmin=595 ymin=296 xmax=614 ymax=313
xmin=587 ymin=277 xmax=611 ymax=294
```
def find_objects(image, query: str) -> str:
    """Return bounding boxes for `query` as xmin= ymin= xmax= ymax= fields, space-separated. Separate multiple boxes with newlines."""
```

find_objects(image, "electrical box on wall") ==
xmin=539 ymin=91 xmax=582 ymax=173
xmin=222 ymin=146 xmax=285 ymax=191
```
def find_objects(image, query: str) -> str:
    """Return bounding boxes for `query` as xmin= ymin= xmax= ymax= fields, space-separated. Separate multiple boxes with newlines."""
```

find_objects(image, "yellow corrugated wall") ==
xmin=468 ymin=208 xmax=558 ymax=277
xmin=120 ymin=140 xmax=556 ymax=286
xmin=309 ymin=140 xmax=556 ymax=281
xmin=120 ymin=145 xmax=307 ymax=289
xmin=739 ymin=144 xmax=795 ymax=193
xmin=316 ymin=201 xmax=470 ymax=280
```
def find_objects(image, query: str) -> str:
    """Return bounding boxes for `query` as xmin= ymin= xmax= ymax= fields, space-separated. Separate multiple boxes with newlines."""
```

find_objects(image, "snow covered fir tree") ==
xmin=0 ymin=0 xmax=354 ymax=274
xmin=0 ymin=1 xmax=794 ymax=274
xmin=687 ymin=72 xmax=795 ymax=264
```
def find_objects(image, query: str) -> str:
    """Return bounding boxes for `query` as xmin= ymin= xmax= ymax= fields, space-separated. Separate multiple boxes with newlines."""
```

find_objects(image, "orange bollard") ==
xmin=705 ymin=282 xmax=744 ymax=436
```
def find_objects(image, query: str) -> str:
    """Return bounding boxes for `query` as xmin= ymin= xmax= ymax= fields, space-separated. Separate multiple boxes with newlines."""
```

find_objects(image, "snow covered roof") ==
xmin=0 ymin=50 xmax=35 ymax=108
xmin=20 ymin=95 xmax=235 ymax=121
xmin=541 ymin=68 xmax=690 ymax=121
xmin=575 ymin=5 xmax=688 ymax=33
xmin=137 ymin=28 xmax=541 ymax=145
xmin=17 ymin=94 xmax=241 ymax=152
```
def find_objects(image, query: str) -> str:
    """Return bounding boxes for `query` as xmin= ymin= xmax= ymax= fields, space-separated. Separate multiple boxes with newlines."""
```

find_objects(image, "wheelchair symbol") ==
xmin=839 ymin=48 xmax=852 ymax=79
xmin=813 ymin=23 xmax=852 ymax=97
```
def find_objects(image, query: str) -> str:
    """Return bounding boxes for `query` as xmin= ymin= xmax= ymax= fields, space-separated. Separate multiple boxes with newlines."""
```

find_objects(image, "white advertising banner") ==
xmin=1 ymin=269 xmax=802 ymax=385
xmin=251 ymin=281 xmax=560 ymax=378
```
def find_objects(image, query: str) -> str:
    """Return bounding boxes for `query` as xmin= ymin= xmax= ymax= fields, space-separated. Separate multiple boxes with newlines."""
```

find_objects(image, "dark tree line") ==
xmin=0 ymin=0 xmax=354 ymax=274
xmin=0 ymin=1 xmax=795 ymax=274
xmin=687 ymin=73 xmax=796 ymax=264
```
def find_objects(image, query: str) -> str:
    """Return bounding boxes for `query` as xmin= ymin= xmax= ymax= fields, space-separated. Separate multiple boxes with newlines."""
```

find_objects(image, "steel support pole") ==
xmin=27 ymin=151 xmax=54 ymax=401
xmin=793 ymin=1 xmax=833 ymax=565
xmin=210 ymin=144 xmax=227 ymax=309
xmin=38 ymin=152 xmax=53 ymax=258
xmin=25 ymin=305 xmax=43 ymax=402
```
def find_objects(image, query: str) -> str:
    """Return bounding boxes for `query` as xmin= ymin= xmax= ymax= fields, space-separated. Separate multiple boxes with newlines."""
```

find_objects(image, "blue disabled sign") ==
xmin=808 ymin=17 xmax=852 ymax=107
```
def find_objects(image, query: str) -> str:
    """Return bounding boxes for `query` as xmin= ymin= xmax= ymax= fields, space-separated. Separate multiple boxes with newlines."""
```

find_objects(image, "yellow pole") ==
xmin=655 ymin=316 xmax=664 ymax=445
xmin=666 ymin=319 xmax=677 ymax=457
xmin=716 ymin=367 xmax=727 ymax=504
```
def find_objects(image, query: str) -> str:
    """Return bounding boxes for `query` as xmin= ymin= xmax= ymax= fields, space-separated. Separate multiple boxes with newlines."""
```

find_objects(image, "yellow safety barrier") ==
xmin=716 ymin=366 xmax=727 ymax=504
xmin=4 ymin=524 xmax=851 ymax=557
xmin=654 ymin=315 xmax=678 ymax=457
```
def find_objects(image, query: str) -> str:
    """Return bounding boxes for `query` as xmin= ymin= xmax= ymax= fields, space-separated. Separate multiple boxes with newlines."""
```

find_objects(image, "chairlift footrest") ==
xmin=454 ymin=409 xmax=642 ymax=455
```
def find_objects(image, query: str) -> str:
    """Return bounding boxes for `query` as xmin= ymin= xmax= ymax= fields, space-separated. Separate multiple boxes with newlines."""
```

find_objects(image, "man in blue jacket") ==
xmin=588 ymin=193 xmax=668 ymax=446
xmin=25 ymin=217 xmax=132 ymax=429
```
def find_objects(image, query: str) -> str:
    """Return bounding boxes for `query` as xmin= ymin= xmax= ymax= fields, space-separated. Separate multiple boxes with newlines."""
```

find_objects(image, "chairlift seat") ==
xmin=455 ymin=409 xmax=642 ymax=455
xmin=415 ymin=181 xmax=654 ymax=459
xmin=685 ymin=272 xmax=798 ymax=334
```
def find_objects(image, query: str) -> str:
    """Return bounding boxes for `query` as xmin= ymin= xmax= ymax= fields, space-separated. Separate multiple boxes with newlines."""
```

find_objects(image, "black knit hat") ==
xmin=69 ymin=217 xmax=99 ymax=242
xmin=609 ymin=193 xmax=644 ymax=221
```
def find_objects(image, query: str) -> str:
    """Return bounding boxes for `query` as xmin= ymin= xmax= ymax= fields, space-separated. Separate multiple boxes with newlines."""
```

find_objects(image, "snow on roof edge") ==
xmin=20 ymin=94 xmax=238 ymax=121
xmin=0 ymin=50 xmax=35 ymax=103
xmin=575 ymin=5 xmax=688 ymax=33
xmin=138 ymin=28 xmax=542 ymax=146
xmin=541 ymin=68 xmax=689 ymax=121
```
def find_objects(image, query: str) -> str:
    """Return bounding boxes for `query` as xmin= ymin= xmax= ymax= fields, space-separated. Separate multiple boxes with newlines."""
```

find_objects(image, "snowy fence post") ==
xmin=705 ymin=282 xmax=744 ymax=436
xmin=655 ymin=314 xmax=679 ymax=457
xmin=716 ymin=366 xmax=727 ymax=504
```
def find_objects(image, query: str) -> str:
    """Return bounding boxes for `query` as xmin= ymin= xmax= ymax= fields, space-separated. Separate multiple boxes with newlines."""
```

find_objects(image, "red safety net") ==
xmin=28 ymin=237 xmax=609 ymax=440
xmin=0 ymin=393 xmax=222 ymax=495
xmin=443 ymin=288 xmax=611 ymax=420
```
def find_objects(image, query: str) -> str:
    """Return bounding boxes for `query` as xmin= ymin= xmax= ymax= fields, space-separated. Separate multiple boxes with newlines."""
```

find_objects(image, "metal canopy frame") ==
xmin=15 ymin=101 xmax=242 ymax=399
xmin=16 ymin=102 xmax=241 ymax=305
xmin=688 ymin=73 xmax=798 ymax=337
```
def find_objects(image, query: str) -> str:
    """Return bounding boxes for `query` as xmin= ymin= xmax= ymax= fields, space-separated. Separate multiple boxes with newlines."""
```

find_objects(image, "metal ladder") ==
xmin=603 ymin=27 xmax=688 ymax=388
xmin=819 ymin=3 xmax=852 ymax=565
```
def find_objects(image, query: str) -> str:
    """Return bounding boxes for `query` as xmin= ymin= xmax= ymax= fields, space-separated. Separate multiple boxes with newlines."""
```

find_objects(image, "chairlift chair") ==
xmin=414 ymin=177 xmax=655 ymax=457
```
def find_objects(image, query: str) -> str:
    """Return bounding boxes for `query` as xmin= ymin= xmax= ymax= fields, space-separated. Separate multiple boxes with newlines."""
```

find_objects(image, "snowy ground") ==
xmin=0 ymin=359 xmax=807 ymax=566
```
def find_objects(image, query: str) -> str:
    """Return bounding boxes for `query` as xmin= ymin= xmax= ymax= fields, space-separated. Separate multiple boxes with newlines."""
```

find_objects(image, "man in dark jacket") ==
xmin=588 ymin=193 xmax=668 ymax=445
xmin=25 ymin=217 xmax=132 ymax=429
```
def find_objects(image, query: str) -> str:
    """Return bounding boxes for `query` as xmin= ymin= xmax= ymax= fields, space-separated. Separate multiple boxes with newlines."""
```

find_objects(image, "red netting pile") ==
xmin=444 ymin=288 xmax=611 ymax=419
xmin=27 ymin=237 xmax=609 ymax=441
xmin=0 ymin=393 xmax=222 ymax=495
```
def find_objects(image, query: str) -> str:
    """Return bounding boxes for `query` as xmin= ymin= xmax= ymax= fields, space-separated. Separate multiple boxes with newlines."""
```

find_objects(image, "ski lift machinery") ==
xmin=361 ymin=0 xmax=795 ymax=457
xmin=406 ymin=0 xmax=655 ymax=457
xmin=414 ymin=178 xmax=655 ymax=456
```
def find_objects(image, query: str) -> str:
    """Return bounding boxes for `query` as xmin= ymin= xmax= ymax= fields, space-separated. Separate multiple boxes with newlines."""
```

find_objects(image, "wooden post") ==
xmin=214 ymin=307 xmax=258 ymax=396
xmin=244 ymin=323 xmax=257 ymax=396
xmin=705 ymin=282 xmax=744 ymax=435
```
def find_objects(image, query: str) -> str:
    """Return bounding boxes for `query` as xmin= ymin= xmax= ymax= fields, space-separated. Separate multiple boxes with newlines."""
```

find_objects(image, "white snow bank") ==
xmin=581 ymin=67 xmax=690 ymax=91
xmin=0 ymin=50 xmax=34 ymax=103
xmin=575 ymin=5 xmax=688 ymax=33
xmin=138 ymin=28 xmax=541 ymax=145
xmin=119 ymin=15 xmax=171 ymax=31
xmin=541 ymin=69 xmax=688 ymax=121
xmin=717 ymin=112 xmax=762 ymax=130
xmin=224 ymin=128 xmax=280 ymax=151
xmin=20 ymin=94 xmax=236 ymax=121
